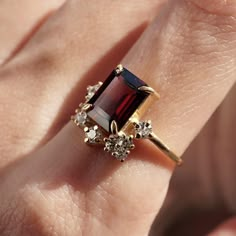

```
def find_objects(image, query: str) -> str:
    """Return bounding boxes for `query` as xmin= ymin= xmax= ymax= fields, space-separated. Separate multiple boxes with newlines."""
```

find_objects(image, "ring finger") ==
xmin=1 ymin=0 xmax=236 ymax=235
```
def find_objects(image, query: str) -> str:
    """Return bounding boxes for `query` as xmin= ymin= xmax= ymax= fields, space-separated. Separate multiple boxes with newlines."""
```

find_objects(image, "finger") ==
xmin=43 ymin=0 xmax=236 ymax=232
xmin=2 ymin=0 xmax=236 ymax=235
xmin=0 ymin=0 xmax=65 ymax=65
xmin=0 ymin=0 xmax=165 ymax=166
xmin=208 ymin=217 xmax=236 ymax=236
xmin=123 ymin=0 xmax=236 ymax=154
xmin=152 ymin=85 xmax=236 ymax=235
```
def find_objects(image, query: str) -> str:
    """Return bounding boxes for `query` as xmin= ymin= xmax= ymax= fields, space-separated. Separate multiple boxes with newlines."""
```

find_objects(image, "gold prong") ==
xmin=148 ymin=132 xmax=183 ymax=165
xmin=98 ymin=81 xmax=103 ymax=86
xmin=138 ymin=86 xmax=160 ymax=99
xmin=104 ymin=137 xmax=108 ymax=142
xmin=75 ymin=108 xmax=80 ymax=113
xmin=84 ymin=127 xmax=89 ymax=132
xmin=84 ymin=138 xmax=89 ymax=143
xmin=104 ymin=147 xmax=109 ymax=152
xmin=115 ymin=64 xmax=124 ymax=75
xmin=110 ymin=120 xmax=118 ymax=135
xmin=82 ymin=103 xmax=92 ymax=111
xmin=130 ymin=144 xmax=135 ymax=149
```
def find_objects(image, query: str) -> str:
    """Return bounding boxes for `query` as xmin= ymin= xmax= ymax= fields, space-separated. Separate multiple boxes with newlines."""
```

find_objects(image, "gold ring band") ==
xmin=148 ymin=133 xmax=182 ymax=165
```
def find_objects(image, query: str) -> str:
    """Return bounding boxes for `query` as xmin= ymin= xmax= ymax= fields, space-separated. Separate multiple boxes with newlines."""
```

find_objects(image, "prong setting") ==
xmin=81 ymin=103 xmax=93 ymax=112
xmin=115 ymin=64 xmax=124 ymax=75
xmin=84 ymin=125 xmax=102 ymax=144
xmin=104 ymin=133 xmax=134 ymax=161
xmin=72 ymin=110 xmax=88 ymax=126
xmin=84 ymin=127 xmax=89 ymax=132
xmin=110 ymin=120 xmax=118 ymax=135
xmin=134 ymin=121 xmax=153 ymax=139
xmin=138 ymin=86 xmax=160 ymax=99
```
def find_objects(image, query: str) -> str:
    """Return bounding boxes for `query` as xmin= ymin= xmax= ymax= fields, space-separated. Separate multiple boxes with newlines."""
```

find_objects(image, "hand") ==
xmin=0 ymin=0 xmax=235 ymax=235
xmin=151 ymin=88 xmax=236 ymax=235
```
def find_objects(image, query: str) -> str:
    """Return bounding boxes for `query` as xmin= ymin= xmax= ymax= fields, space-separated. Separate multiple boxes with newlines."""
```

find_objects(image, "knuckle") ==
xmin=0 ymin=198 xmax=25 ymax=235
xmin=172 ymin=0 xmax=236 ymax=58
xmin=186 ymin=0 xmax=236 ymax=16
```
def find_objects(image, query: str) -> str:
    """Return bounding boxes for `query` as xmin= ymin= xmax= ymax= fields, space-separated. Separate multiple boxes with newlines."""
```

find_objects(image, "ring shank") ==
xmin=148 ymin=132 xmax=183 ymax=165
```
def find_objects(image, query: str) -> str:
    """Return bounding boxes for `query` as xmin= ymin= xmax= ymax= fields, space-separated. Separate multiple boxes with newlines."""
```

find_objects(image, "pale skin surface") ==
xmin=0 ymin=0 xmax=235 ymax=235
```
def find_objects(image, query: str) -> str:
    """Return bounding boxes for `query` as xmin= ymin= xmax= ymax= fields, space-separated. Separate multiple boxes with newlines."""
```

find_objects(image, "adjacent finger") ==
xmin=208 ymin=217 xmax=236 ymax=236
xmin=0 ymin=0 xmax=65 ymax=65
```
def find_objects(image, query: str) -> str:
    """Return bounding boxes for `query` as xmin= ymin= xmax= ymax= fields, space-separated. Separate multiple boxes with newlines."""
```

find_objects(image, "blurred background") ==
xmin=150 ymin=84 xmax=236 ymax=235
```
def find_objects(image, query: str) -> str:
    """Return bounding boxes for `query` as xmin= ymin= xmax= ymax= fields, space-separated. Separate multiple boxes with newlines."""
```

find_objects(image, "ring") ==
xmin=71 ymin=64 xmax=183 ymax=165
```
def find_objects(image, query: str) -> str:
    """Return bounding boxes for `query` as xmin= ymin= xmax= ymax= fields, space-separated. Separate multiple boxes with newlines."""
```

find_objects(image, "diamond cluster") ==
xmin=104 ymin=134 xmax=134 ymax=161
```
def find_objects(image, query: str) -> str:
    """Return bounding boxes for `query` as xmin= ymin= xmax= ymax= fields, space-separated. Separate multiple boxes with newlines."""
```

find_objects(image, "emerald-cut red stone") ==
xmin=88 ymin=68 xmax=150 ymax=132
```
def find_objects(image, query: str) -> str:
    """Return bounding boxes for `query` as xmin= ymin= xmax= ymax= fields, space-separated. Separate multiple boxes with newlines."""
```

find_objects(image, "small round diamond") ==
xmin=75 ymin=111 xmax=87 ymax=125
xmin=88 ymin=130 xmax=96 ymax=139
xmin=84 ymin=125 xmax=102 ymax=144
xmin=104 ymin=134 xmax=134 ymax=161
xmin=134 ymin=121 xmax=152 ymax=139
xmin=85 ymin=82 xmax=102 ymax=101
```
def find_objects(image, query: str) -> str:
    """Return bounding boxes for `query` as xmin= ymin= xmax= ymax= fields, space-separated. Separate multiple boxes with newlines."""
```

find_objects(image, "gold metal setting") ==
xmin=110 ymin=120 xmax=119 ymax=135
xmin=81 ymin=103 xmax=93 ymax=111
xmin=115 ymin=64 xmax=124 ymax=75
xmin=148 ymin=133 xmax=183 ymax=165
xmin=71 ymin=64 xmax=183 ymax=165
xmin=138 ymin=86 xmax=160 ymax=99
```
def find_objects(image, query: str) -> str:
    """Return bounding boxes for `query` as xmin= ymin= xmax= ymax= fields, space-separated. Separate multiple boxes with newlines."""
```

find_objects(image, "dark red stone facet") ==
xmin=88 ymin=68 xmax=149 ymax=132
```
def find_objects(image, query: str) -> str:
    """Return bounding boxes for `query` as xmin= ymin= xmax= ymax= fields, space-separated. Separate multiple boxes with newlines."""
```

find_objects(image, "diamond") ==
xmin=85 ymin=82 xmax=102 ymax=101
xmin=74 ymin=111 xmax=87 ymax=126
xmin=104 ymin=134 xmax=134 ymax=161
xmin=134 ymin=121 xmax=152 ymax=139
xmin=84 ymin=125 xmax=102 ymax=144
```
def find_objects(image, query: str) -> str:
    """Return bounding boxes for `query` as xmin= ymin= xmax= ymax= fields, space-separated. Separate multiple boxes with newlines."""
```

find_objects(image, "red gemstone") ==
xmin=88 ymin=68 xmax=149 ymax=132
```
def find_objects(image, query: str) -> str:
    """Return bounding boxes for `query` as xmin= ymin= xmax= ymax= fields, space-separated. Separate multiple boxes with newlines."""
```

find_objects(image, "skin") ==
xmin=0 ymin=0 xmax=235 ymax=235
xmin=0 ymin=0 xmax=65 ymax=65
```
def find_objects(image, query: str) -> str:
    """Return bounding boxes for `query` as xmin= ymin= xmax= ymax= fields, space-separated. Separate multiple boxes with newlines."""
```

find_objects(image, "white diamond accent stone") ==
xmin=75 ymin=111 xmax=87 ymax=125
xmin=85 ymin=82 xmax=102 ymax=101
xmin=84 ymin=125 xmax=102 ymax=144
xmin=87 ymin=129 xmax=96 ymax=139
xmin=104 ymin=134 xmax=134 ymax=161
xmin=134 ymin=121 xmax=152 ymax=138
